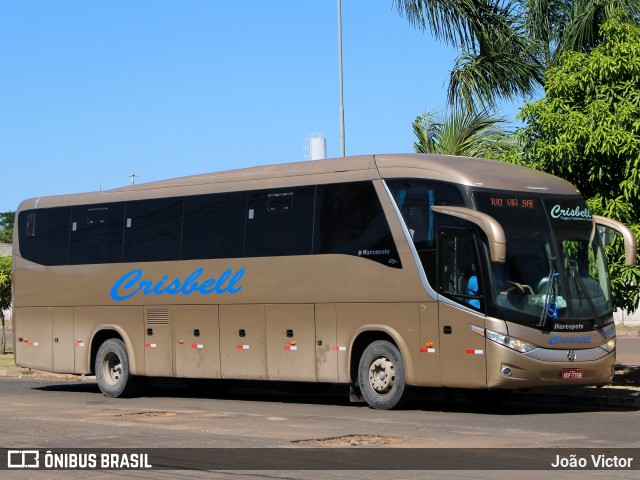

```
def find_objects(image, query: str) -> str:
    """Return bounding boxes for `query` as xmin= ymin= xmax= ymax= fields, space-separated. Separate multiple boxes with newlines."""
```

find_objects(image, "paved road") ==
xmin=2 ymin=370 xmax=640 ymax=479
xmin=618 ymin=336 xmax=640 ymax=366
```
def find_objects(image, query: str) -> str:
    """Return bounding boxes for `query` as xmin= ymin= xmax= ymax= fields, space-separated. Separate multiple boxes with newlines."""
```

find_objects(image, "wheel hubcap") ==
xmin=103 ymin=352 xmax=122 ymax=386
xmin=368 ymin=356 xmax=395 ymax=394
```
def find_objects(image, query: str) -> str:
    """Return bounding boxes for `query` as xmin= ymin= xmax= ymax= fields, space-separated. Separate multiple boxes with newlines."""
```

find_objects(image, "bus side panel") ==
xmin=336 ymin=303 xmax=420 ymax=385
xmin=438 ymin=302 xmax=487 ymax=388
xmin=315 ymin=303 xmax=338 ymax=382
xmin=174 ymin=305 xmax=220 ymax=379
xmin=75 ymin=306 xmax=145 ymax=375
xmin=219 ymin=304 xmax=267 ymax=380
xmin=266 ymin=304 xmax=316 ymax=381
xmin=419 ymin=301 xmax=441 ymax=387
xmin=144 ymin=306 xmax=174 ymax=377
xmin=52 ymin=307 xmax=74 ymax=373
xmin=14 ymin=307 xmax=53 ymax=371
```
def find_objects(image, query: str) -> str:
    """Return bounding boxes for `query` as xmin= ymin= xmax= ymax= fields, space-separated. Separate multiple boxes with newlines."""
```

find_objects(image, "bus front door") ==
xmin=437 ymin=229 xmax=487 ymax=388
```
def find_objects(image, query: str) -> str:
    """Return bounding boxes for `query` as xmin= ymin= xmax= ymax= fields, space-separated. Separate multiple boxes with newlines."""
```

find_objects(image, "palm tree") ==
xmin=412 ymin=107 xmax=516 ymax=158
xmin=395 ymin=0 xmax=640 ymax=108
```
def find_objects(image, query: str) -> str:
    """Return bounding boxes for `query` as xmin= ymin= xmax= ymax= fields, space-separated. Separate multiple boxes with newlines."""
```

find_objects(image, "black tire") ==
xmin=95 ymin=338 xmax=137 ymax=398
xmin=357 ymin=340 xmax=407 ymax=410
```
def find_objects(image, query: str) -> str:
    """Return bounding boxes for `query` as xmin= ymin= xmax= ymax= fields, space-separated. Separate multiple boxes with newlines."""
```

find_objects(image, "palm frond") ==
xmin=412 ymin=106 xmax=515 ymax=158
xmin=394 ymin=0 xmax=514 ymax=50
xmin=557 ymin=0 xmax=640 ymax=58
xmin=412 ymin=112 xmax=442 ymax=153
xmin=395 ymin=0 xmax=640 ymax=107
xmin=448 ymin=28 xmax=544 ymax=108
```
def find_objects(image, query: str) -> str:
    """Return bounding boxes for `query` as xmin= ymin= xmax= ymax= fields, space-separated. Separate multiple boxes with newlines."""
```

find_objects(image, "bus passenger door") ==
xmin=437 ymin=229 xmax=487 ymax=388
xmin=266 ymin=304 xmax=316 ymax=381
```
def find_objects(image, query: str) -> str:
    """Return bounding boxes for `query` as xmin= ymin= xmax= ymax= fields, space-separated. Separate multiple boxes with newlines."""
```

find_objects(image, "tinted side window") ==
xmin=244 ymin=186 xmax=314 ymax=257
xmin=387 ymin=179 xmax=465 ymax=284
xmin=69 ymin=203 xmax=125 ymax=264
xmin=438 ymin=229 xmax=483 ymax=311
xmin=314 ymin=182 xmax=401 ymax=268
xmin=387 ymin=180 xmax=465 ymax=249
xmin=123 ymin=198 xmax=183 ymax=262
xmin=18 ymin=207 xmax=71 ymax=265
xmin=182 ymin=192 xmax=245 ymax=260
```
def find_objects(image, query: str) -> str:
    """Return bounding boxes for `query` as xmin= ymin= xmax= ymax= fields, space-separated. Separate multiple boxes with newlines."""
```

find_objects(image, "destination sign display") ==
xmin=487 ymin=196 xmax=536 ymax=209
xmin=473 ymin=192 xmax=548 ymax=227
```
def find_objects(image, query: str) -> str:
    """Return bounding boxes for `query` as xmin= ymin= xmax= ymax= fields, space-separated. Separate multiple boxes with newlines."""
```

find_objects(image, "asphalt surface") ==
xmin=2 ymin=376 xmax=639 ymax=479
xmin=618 ymin=335 xmax=640 ymax=365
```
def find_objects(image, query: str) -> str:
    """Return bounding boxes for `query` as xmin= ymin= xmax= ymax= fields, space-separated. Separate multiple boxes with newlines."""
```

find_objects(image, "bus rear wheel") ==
xmin=95 ymin=338 xmax=137 ymax=398
xmin=358 ymin=340 xmax=407 ymax=410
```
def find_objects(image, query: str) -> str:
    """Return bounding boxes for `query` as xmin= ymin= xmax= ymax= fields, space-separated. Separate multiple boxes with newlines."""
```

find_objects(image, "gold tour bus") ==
xmin=12 ymin=154 xmax=637 ymax=409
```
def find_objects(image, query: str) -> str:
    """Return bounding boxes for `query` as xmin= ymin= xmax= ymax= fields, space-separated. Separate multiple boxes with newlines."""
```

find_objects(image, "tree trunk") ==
xmin=1 ymin=311 xmax=5 ymax=355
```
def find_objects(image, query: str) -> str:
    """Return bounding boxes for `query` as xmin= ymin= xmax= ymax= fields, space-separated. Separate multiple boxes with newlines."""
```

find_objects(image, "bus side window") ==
xmin=123 ymin=198 xmax=183 ymax=262
xmin=18 ymin=207 xmax=71 ymax=266
xmin=386 ymin=179 xmax=465 ymax=284
xmin=313 ymin=181 xmax=401 ymax=268
xmin=438 ymin=230 xmax=483 ymax=311
xmin=244 ymin=186 xmax=315 ymax=257
xmin=69 ymin=203 xmax=125 ymax=264
xmin=182 ymin=192 xmax=245 ymax=260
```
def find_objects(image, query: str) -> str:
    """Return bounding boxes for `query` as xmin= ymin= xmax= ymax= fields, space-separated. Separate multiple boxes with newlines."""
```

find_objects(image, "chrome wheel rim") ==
xmin=368 ymin=356 xmax=395 ymax=394
xmin=103 ymin=352 xmax=122 ymax=386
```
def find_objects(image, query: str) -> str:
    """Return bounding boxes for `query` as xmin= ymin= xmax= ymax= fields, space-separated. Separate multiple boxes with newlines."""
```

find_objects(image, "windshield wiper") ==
xmin=569 ymin=262 xmax=603 ymax=330
xmin=538 ymin=243 xmax=558 ymax=330
xmin=537 ymin=271 xmax=559 ymax=329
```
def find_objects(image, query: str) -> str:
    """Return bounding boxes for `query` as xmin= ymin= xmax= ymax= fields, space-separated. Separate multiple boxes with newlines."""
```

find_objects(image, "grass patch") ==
xmin=0 ymin=352 xmax=16 ymax=369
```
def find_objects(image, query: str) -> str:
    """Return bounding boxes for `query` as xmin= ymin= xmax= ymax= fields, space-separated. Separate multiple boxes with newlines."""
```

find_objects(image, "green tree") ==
xmin=412 ymin=107 xmax=517 ymax=158
xmin=0 ymin=256 xmax=11 ymax=354
xmin=0 ymin=211 xmax=15 ymax=244
xmin=395 ymin=0 xmax=640 ymax=108
xmin=516 ymin=11 xmax=640 ymax=311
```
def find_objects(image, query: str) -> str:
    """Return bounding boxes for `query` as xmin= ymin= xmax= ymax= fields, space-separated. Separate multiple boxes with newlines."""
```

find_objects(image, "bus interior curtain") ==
xmin=427 ymin=190 xmax=434 ymax=245
xmin=397 ymin=189 xmax=407 ymax=208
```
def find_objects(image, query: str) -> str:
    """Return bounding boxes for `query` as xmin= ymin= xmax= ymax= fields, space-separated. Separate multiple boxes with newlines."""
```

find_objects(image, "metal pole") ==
xmin=338 ymin=0 xmax=345 ymax=157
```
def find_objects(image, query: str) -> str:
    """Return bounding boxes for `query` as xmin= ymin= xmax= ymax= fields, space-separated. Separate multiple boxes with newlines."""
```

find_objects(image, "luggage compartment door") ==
xmin=219 ymin=304 xmax=266 ymax=380
xmin=266 ymin=304 xmax=316 ymax=381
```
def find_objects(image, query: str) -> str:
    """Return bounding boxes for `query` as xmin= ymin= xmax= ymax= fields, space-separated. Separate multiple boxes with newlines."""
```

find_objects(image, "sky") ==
xmin=0 ymin=1 xmax=521 ymax=212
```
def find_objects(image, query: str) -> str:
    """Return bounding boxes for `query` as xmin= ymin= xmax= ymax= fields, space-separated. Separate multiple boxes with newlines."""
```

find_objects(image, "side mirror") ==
xmin=592 ymin=215 xmax=637 ymax=266
xmin=431 ymin=206 xmax=506 ymax=263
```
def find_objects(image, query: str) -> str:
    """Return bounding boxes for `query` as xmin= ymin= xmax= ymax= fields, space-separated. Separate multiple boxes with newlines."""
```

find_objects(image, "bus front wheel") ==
xmin=95 ymin=338 xmax=137 ymax=398
xmin=358 ymin=340 xmax=407 ymax=410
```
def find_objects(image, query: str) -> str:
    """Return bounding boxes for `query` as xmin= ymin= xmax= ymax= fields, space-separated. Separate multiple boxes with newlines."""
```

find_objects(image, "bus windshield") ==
xmin=473 ymin=192 xmax=612 ymax=329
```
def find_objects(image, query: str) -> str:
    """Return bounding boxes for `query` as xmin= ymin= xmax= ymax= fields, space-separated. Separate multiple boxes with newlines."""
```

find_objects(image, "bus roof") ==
xmin=18 ymin=154 xmax=580 ymax=210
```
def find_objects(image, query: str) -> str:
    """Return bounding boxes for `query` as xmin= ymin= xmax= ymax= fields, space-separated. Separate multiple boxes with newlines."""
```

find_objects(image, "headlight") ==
xmin=600 ymin=338 xmax=616 ymax=353
xmin=483 ymin=327 xmax=538 ymax=353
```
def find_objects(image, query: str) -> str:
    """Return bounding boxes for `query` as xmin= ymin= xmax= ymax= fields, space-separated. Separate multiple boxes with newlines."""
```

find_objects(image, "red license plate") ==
xmin=562 ymin=368 xmax=583 ymax=380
